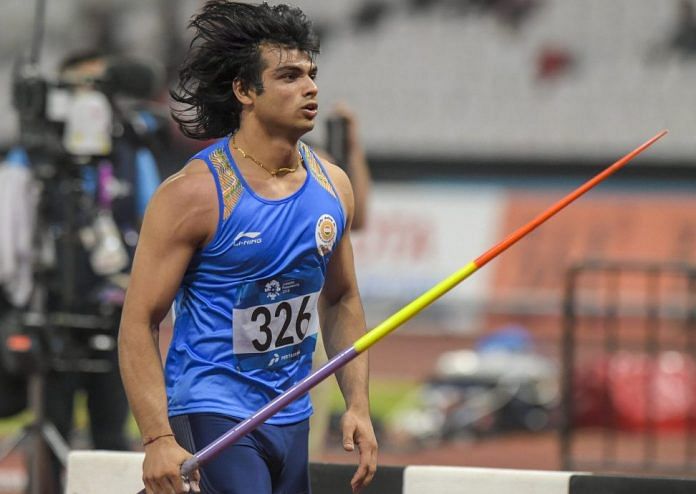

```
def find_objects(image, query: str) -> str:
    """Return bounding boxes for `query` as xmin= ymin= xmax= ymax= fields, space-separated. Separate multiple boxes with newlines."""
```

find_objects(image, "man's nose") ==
xmin=303 ymin=76 xmax=318 ymax=97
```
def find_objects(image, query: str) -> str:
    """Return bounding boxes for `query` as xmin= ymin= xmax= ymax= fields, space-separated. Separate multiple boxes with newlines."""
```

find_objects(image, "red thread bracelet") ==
xmin=143 ymin=433 xmax=174 ymax=446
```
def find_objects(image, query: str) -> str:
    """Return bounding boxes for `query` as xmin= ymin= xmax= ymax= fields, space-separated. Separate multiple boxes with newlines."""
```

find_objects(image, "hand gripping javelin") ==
xmin=136 ymin=130 xmax=667 ymax=493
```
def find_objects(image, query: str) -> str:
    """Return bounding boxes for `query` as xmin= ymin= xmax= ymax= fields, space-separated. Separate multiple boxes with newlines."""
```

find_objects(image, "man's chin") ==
xmin=293 ymin=120 xmax=315 ymax=137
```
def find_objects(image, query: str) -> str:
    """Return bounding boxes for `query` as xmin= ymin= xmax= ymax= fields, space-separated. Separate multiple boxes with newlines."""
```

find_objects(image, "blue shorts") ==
xmin=170 ymin=413 xmax=310 ymax=494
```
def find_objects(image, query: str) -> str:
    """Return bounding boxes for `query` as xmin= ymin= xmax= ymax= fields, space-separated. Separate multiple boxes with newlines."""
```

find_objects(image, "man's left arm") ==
xmin=319 ymin=165 xmax=377 ymax=493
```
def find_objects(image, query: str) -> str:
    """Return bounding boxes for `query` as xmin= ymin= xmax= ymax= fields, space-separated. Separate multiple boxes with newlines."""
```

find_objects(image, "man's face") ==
xmin=248 ymin=44 xmax=319 ymax=136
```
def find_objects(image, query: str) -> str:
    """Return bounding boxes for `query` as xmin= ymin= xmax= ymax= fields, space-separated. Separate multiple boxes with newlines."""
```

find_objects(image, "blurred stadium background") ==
xmin=1 ymin=0 xmax=696 ymax=492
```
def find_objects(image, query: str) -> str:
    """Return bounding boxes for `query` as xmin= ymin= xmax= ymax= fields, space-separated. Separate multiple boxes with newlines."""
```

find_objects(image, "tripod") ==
xmin=0 ymin=308 xmax=116 ymax=494
xmin=0 ymin=371 xmax=69 ymax=494
xmin=0 ymin=141 xmax=123 ymax=494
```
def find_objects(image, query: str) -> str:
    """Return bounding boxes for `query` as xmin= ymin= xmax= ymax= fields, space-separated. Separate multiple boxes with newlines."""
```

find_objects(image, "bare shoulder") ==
xmin=152 ymin=160 xmax=215 ymax=213
xmin=144 ymin=159 xmax=218 ymax=246
xmin=158 ymin=158 xmax=214 ymax=197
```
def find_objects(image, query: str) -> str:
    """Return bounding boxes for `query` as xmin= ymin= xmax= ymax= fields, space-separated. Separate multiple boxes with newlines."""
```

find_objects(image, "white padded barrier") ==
xmin=65 ymin=450 xmax=145 ymax=494
xmin=66 ymin=451 xmax=696 ymax=493
xmin=65 ymin=452 xmax=575 ymax=494
xmin=403 ymin=466 xmax=574 ymax=494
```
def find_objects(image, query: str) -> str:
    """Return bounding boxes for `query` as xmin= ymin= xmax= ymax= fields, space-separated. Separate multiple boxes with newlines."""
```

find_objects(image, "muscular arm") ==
xmin=320 ymin=227 xmax=370 ymax=412
xmin=118 ymin=161 xmax=216 ymax=493
xmin=319 ymin=164 xmax=377 ymax=492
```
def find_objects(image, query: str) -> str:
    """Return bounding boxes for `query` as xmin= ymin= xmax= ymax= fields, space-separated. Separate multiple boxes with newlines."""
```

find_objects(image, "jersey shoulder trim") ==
xmin=299 ymin=142 xmax=336 ymax=198
xmin=209 ymin=146 xmax=243 ymax=220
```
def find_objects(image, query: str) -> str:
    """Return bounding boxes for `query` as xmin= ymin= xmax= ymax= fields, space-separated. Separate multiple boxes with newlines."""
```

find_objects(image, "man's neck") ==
xmin=233 ymin=120 xmax=302 ymax=173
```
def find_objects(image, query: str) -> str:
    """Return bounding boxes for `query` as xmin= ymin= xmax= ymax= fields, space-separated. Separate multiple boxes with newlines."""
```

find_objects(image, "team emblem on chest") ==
xmin=315 ymin=214 xmax=337 ymax=256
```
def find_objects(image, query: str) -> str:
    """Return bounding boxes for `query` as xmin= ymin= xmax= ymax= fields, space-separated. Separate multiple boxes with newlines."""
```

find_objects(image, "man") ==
xmin=118 ymin=2 xmax=378 ymax=494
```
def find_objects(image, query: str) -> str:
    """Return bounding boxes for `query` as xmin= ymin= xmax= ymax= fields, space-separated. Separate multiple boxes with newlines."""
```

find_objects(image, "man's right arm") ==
xmin=118 ymin=161 xmax=217 ymax=493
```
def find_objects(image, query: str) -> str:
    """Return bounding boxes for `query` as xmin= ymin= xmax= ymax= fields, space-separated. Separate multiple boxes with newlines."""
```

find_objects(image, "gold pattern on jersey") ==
xmin=210 ymin=147 xmax=243 ymax=219
xmin=299 ymin=142 xmax=336 ymax=198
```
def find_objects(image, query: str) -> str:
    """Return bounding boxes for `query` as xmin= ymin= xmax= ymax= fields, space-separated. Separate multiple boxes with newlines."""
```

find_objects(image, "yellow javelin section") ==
xmin=353 ymin=261 xmax=479 ymax=353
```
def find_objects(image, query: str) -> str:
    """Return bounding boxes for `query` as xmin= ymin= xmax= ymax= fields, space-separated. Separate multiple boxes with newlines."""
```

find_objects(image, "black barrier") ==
xmin=570 ymin=474 xmax=696 ymax=494
xmin=310 ymin=463 xmax=404 ymax=494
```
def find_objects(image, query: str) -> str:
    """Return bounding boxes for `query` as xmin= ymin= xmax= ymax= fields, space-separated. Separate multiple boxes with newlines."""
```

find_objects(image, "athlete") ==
xmin=118 ymin=2 xmax=378 ymax=493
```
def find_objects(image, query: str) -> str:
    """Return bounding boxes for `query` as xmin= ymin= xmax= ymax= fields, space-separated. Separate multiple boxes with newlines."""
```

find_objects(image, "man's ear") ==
xmin=233 ymin=78 xmax=254 ymax=106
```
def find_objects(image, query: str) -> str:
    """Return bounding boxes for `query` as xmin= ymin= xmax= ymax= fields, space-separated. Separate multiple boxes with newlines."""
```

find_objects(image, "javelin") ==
xmin=137 ymin=130 xmax=667 ymax=490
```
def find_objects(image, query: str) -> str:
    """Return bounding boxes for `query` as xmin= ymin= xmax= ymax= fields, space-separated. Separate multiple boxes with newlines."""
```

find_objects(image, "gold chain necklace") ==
xmin=231 ymin=136 xmax=300 ymax=177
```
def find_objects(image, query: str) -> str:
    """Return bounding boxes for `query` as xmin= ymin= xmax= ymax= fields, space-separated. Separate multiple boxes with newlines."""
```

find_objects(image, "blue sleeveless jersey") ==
xmin=165 ymin=137 xmax=345 ymax=424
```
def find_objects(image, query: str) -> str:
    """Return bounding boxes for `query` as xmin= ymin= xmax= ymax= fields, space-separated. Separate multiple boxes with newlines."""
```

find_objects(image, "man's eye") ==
xmin=283 ymin=73 xmax=297 ymax=81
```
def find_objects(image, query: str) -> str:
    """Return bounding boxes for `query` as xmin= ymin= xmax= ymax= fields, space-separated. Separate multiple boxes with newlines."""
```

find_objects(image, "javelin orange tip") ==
xmin=474 ymin=129 xmax=668 ymax=267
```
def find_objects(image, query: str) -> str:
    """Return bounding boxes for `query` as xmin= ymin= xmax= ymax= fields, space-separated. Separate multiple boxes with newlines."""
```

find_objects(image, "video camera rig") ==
xmin=13 ymin=54 xmax=164 ymax=156
xmin=1 ymin=0 xmax=166 ymax=382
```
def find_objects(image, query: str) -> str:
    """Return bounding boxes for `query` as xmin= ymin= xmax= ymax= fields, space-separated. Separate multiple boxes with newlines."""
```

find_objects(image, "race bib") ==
xmin=232 ymin=270 xmax=321 ymax=371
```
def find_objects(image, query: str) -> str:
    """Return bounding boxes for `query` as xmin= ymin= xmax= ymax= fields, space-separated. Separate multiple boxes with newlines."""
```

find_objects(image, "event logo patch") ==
xmin=264 ymin=279 xmax=281 ymax=300
xmin=315 ymin=214 xmax=337 ymax=256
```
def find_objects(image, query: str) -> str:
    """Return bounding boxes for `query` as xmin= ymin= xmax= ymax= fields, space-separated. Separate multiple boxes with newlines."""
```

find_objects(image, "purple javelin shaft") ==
xmin=181 ymin=346 xmax=359 ymax=476
xmin=135 ymin=346 xmax=359 ymax=493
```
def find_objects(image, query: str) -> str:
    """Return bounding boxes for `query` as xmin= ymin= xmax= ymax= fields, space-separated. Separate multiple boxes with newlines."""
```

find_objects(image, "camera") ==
xmin=1 ymin=55 xmax=165 ymax=379
xmin=12 ymin=56 xmax=163 ymax=157
xmin=0 ymin=8 xmax=165 ymax=489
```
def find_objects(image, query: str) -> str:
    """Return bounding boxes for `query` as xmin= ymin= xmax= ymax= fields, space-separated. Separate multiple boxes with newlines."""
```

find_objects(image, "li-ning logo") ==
xmin=264 ymin=280 xmax=281 ymax=300
xmin=233 ymin=231 xmax=262 ymax=247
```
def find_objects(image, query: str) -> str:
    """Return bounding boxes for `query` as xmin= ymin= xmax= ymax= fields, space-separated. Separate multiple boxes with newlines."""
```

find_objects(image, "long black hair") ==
xmin=171 ymin=1 xmax=320 ymax=140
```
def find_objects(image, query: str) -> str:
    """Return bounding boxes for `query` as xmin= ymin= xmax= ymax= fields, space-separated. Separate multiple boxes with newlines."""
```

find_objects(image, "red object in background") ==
xmin=573 ymin=352 xmax=696 ymax=431
xmin=536 ymin=45 xmax=574 ymax=80
xmin=572 ymin=357 xmax=609 ymax=428
xmin=611 ymin=351 xmax=696 ymax=431
xmin=5 ymin=334 xmax=32 ymax=352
